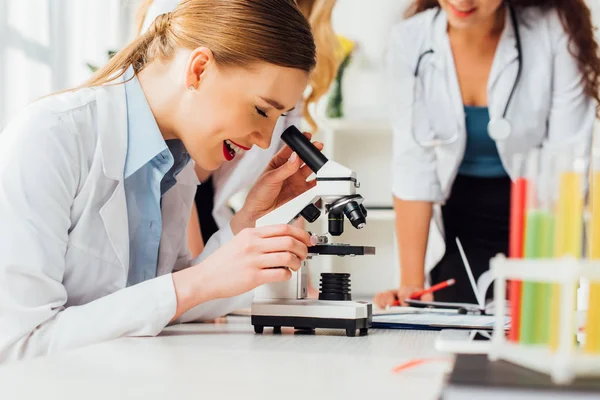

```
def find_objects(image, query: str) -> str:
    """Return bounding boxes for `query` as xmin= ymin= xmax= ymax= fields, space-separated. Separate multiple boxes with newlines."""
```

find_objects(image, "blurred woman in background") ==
xmin=375 ymin=0 xmax=599 ymax=308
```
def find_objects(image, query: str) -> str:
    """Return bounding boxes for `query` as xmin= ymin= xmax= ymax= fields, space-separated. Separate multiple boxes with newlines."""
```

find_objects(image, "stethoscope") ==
xmin=411 ymin=3 xmax=523 ymax=148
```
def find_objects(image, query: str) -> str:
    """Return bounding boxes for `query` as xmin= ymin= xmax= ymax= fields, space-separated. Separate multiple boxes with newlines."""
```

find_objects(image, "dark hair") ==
xmin=405 ymin=0 xmax=600 ymax=115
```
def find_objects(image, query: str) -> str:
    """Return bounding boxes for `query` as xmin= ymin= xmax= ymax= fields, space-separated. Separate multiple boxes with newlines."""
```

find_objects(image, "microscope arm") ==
xmin=256 ymin=187 xmax=320 ymax=228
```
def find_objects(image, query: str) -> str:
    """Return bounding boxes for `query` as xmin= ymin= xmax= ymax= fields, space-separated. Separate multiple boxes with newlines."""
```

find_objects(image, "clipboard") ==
xmin=405 ymin=299 xmax=484 ymax=314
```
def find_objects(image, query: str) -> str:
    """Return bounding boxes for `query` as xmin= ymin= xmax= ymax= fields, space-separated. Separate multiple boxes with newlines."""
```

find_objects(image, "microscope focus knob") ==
xmin=300 ymin=204 xmax=321 ymax=223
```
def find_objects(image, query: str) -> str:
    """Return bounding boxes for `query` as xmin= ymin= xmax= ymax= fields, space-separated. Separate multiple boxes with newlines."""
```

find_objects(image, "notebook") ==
xmin=442 ymin=355 xmax=600 ymax=399
xmin=372 ymin=311 xmax=509 ymax=331
xmin=382 ymin=238 xmax=504 ymax=316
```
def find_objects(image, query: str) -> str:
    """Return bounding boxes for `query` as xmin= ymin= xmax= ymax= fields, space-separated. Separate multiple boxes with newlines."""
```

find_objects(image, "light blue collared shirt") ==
xmin=123 ymin=69 xmax=190 ymax=286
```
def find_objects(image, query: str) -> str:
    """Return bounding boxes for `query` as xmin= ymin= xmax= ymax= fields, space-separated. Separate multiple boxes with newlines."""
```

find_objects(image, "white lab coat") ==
xmin=141 ymin=0 xmax=302 ymax=227
xmin=388 ymin=7 xmax=595 ymax=275
xmin=0 ymin=81 xmax=251 ymax=363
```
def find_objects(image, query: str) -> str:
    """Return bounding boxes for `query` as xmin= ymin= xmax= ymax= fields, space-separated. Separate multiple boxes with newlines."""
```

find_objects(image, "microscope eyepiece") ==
xmin=281 ymin=125 xmax=328 ymax=173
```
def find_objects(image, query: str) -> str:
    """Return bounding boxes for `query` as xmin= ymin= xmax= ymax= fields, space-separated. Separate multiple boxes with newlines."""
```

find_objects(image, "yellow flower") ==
xmin=336 ymin=35 xmax=355 ymax=61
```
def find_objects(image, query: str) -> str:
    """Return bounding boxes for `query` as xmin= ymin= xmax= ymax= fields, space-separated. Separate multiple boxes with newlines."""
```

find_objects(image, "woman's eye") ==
xmin=255 ymin=106 xmax=268 ymax=118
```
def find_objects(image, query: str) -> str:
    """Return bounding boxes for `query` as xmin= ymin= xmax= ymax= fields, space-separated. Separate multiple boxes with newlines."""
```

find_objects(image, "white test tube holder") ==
xmin=488 ymin=255 xmax=600 ymax=384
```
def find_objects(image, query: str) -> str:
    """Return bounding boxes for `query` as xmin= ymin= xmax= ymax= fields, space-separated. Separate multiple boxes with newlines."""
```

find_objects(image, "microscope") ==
xmin=251 ymin=126 xmax=375 ymax=337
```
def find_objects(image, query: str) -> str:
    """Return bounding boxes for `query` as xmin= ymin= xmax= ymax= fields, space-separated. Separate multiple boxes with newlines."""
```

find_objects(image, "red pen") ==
xmin=409 ymin=279 xmax=456 ymax=300
xmin=389 ymin=279 xmax=456 ymax=307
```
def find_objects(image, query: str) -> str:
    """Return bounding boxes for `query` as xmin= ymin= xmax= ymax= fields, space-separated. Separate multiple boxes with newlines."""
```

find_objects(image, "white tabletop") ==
xmin=0 ymin=317 xmax=451 ymax=400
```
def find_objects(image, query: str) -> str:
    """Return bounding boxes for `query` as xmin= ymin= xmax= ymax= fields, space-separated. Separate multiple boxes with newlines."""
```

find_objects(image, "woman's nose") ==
xmin=253 ymin=130 xmax=273 ymax=150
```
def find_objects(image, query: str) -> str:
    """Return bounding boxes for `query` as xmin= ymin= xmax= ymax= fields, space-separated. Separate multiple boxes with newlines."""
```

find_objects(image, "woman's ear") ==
xmin=185 ymin=47 xmax=214 ymax=90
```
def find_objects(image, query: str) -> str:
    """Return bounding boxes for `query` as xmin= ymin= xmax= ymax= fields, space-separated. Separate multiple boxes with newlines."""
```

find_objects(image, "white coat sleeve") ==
xmin=175 ymin=224 xmax=254 ymax=323
xmin=0 ymin=108 xmax=176 ymax=363
xmin=388 ymin=26 xmax=443 ymax=203
xmin=544 ymin=11 xmax=595 ymax=155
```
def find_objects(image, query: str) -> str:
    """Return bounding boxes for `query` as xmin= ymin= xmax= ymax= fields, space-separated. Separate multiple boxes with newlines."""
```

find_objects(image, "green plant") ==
xmin=326 ymin=53 xmax=352 ymax=119
xmin=86 ymin=50 xmax=118 ymax=72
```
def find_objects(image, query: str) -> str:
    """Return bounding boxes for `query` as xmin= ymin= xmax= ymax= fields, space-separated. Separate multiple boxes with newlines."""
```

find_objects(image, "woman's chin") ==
xmin=193 ymin=157 xmax=222 ymax=172
xmin=207 ymin=160 xmax=224 ymax=171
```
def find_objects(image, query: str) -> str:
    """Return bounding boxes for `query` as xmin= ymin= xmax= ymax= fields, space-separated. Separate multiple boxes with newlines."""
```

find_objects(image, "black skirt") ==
xmin=194 ymin=176 xmax=220 ymax=244
xmin=429 ymin=174 xmax=511 ymax=304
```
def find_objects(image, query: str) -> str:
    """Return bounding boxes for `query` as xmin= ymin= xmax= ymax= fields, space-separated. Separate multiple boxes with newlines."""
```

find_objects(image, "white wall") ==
xmin=591 ymin=0 xmax=600 ymax=39
xmin=328 ymin=0 xmax=412 ymax=119
xmin=0 ymin=0 xmax=137 ymax=129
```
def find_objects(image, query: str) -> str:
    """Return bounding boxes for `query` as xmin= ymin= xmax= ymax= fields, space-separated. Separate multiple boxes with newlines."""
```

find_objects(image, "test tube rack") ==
xmin=488 ymin=255 xmax=600 ymax=384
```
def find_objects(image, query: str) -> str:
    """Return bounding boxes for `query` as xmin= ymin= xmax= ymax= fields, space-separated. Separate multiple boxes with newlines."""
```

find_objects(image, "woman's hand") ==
xmin=171 ymin=224 xmax=313 ymax=320
xmin=230 ymin=133 xmax=323 ymax=234
xmin=372 ymin=286 xmax=434 ymax=309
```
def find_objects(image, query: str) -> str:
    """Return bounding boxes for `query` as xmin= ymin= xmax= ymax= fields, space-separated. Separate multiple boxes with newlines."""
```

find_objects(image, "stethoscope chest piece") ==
xmin=487 ymin=117 xmax=512 ymax=141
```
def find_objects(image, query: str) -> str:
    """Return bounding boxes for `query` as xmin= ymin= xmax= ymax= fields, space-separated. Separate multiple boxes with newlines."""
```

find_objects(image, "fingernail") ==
xmin=310 ymin=235 xmax=318 ymax=246
xmin=288 ymin=152 xmax=298 ymax=163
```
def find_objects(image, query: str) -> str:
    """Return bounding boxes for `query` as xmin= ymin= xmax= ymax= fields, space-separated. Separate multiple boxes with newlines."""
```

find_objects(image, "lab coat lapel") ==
xmin=97 ymin=83 xmax=130 ymax=272
xmin=156 ymin=163 xmax=199 ymax=276
xmin=487 ymin=7 xmax=519 ymax=117
xmin=430 ymin=10 xmax=446 ymax=73
xmin=433 ymin=10 xmax=466 ymax=136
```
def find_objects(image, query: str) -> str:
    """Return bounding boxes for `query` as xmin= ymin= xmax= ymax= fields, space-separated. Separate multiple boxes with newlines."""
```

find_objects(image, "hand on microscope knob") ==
xmin=231 ymin=133 xmax=324 ymax=233
xmin=195 ymin=224 xmax=314 ymax=299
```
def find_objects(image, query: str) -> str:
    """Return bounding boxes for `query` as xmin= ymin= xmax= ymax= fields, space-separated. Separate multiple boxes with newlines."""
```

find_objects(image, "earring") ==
xmin=188 ymin=85 xmax=195 ymax=91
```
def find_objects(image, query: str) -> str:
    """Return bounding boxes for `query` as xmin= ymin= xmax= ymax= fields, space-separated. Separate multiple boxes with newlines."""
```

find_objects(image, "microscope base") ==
xmin=251 ymin=300 xmax=372 ymax=337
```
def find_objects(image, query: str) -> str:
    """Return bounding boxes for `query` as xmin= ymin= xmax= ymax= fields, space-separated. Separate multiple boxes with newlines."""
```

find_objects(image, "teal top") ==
xmin=458 ymin=106 xmax=507 ymax=177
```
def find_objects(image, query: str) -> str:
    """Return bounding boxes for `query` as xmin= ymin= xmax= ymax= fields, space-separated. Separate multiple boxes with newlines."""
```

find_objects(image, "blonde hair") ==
xmin=135 ymin=0 xmax=155 ymax=36
xmin=299 ymin=0 xmax=340 ymax=130
xmin=82 ymin=0 xmax=315 ymax=89
xmin=135 ymin=0 xmax=338 ymax=131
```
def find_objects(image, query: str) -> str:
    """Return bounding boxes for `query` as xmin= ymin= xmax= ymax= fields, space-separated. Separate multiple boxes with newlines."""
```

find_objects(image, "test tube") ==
xmin=519 ymin=148 xmax=542 ymax=345
xmin=550 ymin=147 xmax=585 ymax=351
xmin=508 ymin=154 xmax=527 ymax=342
xmin=553 ymin=148 xmax=585 ymax=258
xmin=535 ymin=149 xmax=556 ymax=345
xmin=585 ymin=147 xmax=600 ymax=353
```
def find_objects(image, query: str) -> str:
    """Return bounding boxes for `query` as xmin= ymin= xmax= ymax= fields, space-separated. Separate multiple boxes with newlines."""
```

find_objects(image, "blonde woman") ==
xmin=0 ymin=0 xmax=318 ymax=362
xmin=137 ymin=0 xmax=339 ymax=259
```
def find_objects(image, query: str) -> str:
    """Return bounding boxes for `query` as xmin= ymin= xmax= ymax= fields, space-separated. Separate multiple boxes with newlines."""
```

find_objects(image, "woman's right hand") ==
xmin=201 ymin=224 xmax=313 ymax=298
xmin=171 ymin=224 xmax=313 ymax=320
xmin=372 ymin=286 xmax=434 ymax=309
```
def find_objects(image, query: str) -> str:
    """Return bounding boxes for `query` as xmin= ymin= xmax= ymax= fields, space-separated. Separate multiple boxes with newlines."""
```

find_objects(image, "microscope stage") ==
xmin=308 ymin=245 xmax=376 ymax=256
xmin=251 ymin=299 xmax=373 ymax=337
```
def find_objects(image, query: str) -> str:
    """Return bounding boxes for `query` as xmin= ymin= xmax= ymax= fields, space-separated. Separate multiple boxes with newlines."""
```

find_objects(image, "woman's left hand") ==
xmin=231 ymin=133 xmax=323 ymax=234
